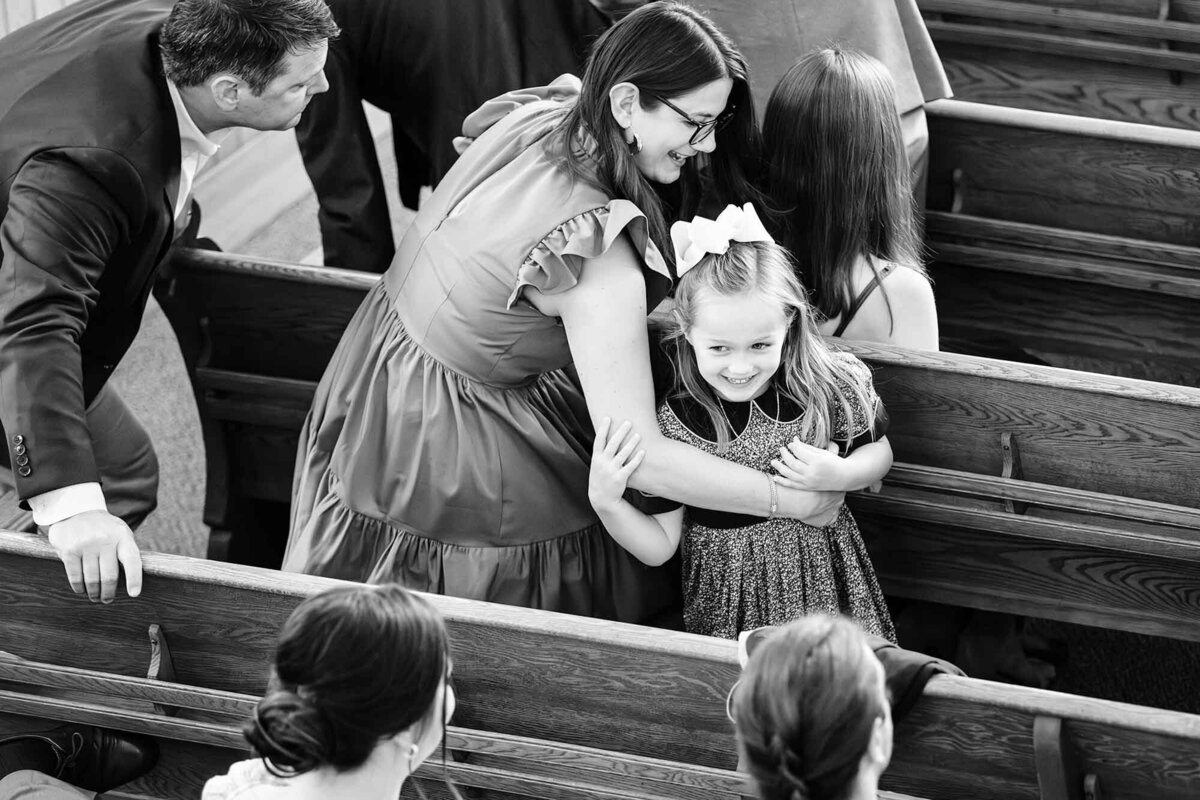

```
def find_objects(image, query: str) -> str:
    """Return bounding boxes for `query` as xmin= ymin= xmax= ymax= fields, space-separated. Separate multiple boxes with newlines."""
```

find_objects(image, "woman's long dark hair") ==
xmin=244 ymin=584 xmax=450 ymax=777
xmin=762 ymin=48 xmax=923 ymax=329
xmin=733 ymin=616 xmax=888 ymax=800
xmin=549 ymin=1 xmax=764 ymax=264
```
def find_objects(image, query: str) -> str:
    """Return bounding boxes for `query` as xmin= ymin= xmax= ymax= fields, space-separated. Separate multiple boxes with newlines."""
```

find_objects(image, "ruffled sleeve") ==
xmin=831 ymin=352 xmax=890 ymax=455
xmin=508 ymin=199 xmax=672 ymax=309
xmin=453 ymin=74 xmax=582 ymax=155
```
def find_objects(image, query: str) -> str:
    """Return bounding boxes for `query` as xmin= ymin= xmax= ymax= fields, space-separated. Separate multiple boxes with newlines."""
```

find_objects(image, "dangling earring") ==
xmin=626 ymin=131 xmax=642 ymax=154
xmin=406 ymin=742 xmax=420 ymax=775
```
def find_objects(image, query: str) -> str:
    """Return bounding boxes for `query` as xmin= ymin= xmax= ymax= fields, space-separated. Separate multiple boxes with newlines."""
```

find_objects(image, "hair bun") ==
xmin=243 ymin=689 xmax=332 ymax=776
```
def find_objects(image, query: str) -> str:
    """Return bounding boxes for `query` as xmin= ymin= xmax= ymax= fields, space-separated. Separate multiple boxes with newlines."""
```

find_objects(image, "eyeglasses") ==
xmin=651 ymin=94 xmax=737 ymax=145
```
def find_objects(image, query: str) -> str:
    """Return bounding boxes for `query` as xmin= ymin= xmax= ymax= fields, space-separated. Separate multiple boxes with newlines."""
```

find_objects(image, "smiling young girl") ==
xmin=589 ymin=204 xmax=895 ymax=640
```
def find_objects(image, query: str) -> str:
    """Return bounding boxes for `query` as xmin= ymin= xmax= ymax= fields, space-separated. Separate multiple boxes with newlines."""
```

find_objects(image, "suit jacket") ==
xmin=0 ymin=0 xmax=179 ymax=501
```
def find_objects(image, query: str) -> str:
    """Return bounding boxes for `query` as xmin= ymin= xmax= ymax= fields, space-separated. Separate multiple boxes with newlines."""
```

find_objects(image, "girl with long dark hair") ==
xmin=763 ymin=48 xmax=938 ymax=350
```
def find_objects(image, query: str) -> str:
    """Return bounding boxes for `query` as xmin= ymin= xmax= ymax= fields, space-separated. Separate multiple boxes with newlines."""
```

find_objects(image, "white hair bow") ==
xmin=670 ymin=203 xmax=774 ymax=277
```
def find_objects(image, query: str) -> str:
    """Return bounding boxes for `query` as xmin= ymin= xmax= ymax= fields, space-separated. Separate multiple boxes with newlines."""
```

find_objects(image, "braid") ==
xmin=772 ymin=734 xmax=813 ymax=800
xmin=732 ymin=617 xmax=889 ymax=800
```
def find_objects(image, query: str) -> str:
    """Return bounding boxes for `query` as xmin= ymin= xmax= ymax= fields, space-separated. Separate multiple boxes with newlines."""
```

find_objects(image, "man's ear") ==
xmin=608 ymin=81 xmax=640 ymax=129
xmin=209 ymin=74 xmax=242 ymax=112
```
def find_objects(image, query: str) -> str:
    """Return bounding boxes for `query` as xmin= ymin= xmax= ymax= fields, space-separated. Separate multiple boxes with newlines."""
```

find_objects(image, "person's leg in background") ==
xmin=294 ymin=43 xmax=395 ymax=273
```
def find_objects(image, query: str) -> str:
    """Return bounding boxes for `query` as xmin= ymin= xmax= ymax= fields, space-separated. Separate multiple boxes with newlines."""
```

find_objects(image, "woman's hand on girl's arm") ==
xmin=774 ymin=437 xmax=893 ymax=492
xmin=530 ymin=235 xmax=838 ymax=522
xmin=587 ymin=417 xmax=681 ymax=566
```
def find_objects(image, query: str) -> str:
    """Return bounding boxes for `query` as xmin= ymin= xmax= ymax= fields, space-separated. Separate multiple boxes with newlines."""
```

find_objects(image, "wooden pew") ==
xmin=925 ymin=210 xmax=1200 ymax=386
xmin=158 ymin=250 xmax=1200 ymax=642
xmin=838 ymin=340 xmax=1200 ymax=641
xmin=155 ymin=251 xmax=375 ymax=565
xmin=925 ymin=98 xmax=1200 ymax=246
xmin=919 ymin=0 xmax=1200 ymax=128
xmin=2 ymin=532 xmax=1198 ymax=800
xmin=924 ymin=99 xmax=1200 ymax=385
xmin=0 ymin=655 xmax=764 ymax=800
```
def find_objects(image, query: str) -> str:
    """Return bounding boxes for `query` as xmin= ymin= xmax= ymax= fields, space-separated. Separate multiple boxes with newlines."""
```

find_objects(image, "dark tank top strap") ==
xmin=832 ymin=262 xmax=897 ymax=337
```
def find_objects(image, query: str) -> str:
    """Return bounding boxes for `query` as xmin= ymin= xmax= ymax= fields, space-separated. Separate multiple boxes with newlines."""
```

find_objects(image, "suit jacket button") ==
xmin=11 ymin=434 xmax=23 ymax=445
xmin=14 ymin=455 xmax=28 ymax=466
xmin=17 ymin=466 xmax=31 ymax=477
xmin=13 ymin=444 xmax=25 ymax=456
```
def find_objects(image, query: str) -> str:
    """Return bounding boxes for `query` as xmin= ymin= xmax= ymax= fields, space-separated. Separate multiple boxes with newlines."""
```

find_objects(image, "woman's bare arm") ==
xmin=528 ymin=236 xmax=843 ymax=521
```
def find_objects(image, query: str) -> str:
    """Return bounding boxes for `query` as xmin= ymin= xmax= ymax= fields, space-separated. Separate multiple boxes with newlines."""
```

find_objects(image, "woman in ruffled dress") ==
xmin=284 ymin=2 xmax=845 ymax=623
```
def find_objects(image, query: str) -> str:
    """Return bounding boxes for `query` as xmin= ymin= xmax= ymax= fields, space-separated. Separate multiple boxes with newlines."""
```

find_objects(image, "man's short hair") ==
xmin=159 ymin=0 xmax=339 ymax=94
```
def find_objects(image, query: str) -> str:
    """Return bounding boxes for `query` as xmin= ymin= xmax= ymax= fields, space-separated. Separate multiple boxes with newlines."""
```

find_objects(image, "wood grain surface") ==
xmin=926 ymin=99 xmax=1200 ymax=245
xmin=839 ymin=341 xmax=1200 ymax=506
xmin=938 ymin=46 xmax=1200 ymax=128
xmin=3 ymin=533 xmax=1200 ymax=800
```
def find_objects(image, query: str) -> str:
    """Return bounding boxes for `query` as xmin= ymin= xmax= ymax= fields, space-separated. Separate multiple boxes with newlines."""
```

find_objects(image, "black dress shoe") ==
xmin=0 ymin=725 xmax=158 ymax=792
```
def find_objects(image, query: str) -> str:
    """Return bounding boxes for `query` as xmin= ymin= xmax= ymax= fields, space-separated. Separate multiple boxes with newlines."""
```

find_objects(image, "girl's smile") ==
xmin=685 ymin=289 xmax=790 ymax=402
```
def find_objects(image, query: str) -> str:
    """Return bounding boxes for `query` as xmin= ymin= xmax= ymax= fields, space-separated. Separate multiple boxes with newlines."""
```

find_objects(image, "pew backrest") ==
xmin=924 ymin=211 xmax=1200 ymax=386
xmin=839 ymin=340 xmax=1200 ymax=508
xmin=926 ymin=99 xmax=1200 ymax=245
xmin=920 ymin=0 xmax=1200 ymax=127
xmin=2 ymin=532 xmax=1199 ymax=800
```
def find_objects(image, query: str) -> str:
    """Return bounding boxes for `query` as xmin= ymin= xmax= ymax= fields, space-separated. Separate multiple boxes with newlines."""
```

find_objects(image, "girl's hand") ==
xmin=588 ymin=417 xmax=645 ymax=513
xmin=771 ymin=440 xmax=847 ymax=491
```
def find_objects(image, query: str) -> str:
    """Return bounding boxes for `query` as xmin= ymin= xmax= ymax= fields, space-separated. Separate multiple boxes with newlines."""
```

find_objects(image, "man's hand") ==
xmin=46 ymin=510 xmax=142 ymax=603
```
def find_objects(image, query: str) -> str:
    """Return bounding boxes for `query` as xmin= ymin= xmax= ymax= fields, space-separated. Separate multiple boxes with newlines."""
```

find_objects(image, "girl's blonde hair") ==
xmin=762 ymin=47 xmax=925 ymax=332
xmin=664 ymin=240 xmax=876 ymax=452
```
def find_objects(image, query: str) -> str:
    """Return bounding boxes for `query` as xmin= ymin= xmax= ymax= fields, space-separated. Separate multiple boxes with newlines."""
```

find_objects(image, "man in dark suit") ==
xmin=0 ymin=0 xmax=339 ymax=603
xmin=293 ymin=0 xmax=643 ymax=274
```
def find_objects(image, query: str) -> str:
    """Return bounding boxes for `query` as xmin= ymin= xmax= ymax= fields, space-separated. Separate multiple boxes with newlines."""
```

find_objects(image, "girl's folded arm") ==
xmin=595 ymin=504 xmax=684 ymax=566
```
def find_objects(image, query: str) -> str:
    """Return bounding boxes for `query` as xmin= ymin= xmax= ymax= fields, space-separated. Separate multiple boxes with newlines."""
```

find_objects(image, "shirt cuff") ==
xmin=28 ymin=482 xmax=107 ymax=527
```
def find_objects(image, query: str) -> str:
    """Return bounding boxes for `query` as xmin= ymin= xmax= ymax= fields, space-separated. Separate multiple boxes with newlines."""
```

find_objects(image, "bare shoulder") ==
xmin=883 ymin=263 xmax=936 ymax=307
xmin=841 ymin=263 xmax=939 ymax=350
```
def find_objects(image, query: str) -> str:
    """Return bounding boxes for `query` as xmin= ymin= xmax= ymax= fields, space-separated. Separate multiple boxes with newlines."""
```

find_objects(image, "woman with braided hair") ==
xmin=729 ymin=615 xmax=893 ymax=800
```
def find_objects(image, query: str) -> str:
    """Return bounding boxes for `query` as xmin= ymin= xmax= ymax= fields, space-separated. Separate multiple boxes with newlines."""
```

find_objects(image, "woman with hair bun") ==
xmin=730 ymin=615 xmax=893 ymax=800
xmin=203 ymin=584 xmax=456 ymax=800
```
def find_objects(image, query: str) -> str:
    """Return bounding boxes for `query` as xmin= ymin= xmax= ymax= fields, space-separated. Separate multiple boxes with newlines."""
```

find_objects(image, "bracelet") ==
xmin=765 ymin=473 xmax=778 ymax=519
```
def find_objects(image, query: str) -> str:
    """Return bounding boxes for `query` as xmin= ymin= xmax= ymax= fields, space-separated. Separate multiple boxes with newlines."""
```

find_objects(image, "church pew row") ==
xmin=839 ymin=340 xmax=1200 ymax=641
xmin=925 ymin=211 xmax=1200 ymax=386
xmin=918 ymin=0 xmax=1200 ymax=127
xmin=925 ymin=98 xmax=1200 ymax=247
xmin=159 ymin=249 xmax=1200 ymax=642
xmin=0 ymin=657 xmax=763 ymax=800
xmin=2 ymin=532 xmax=1199 ymax=800
xmin=924 ymin=99 xmax=1200 ymax=385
